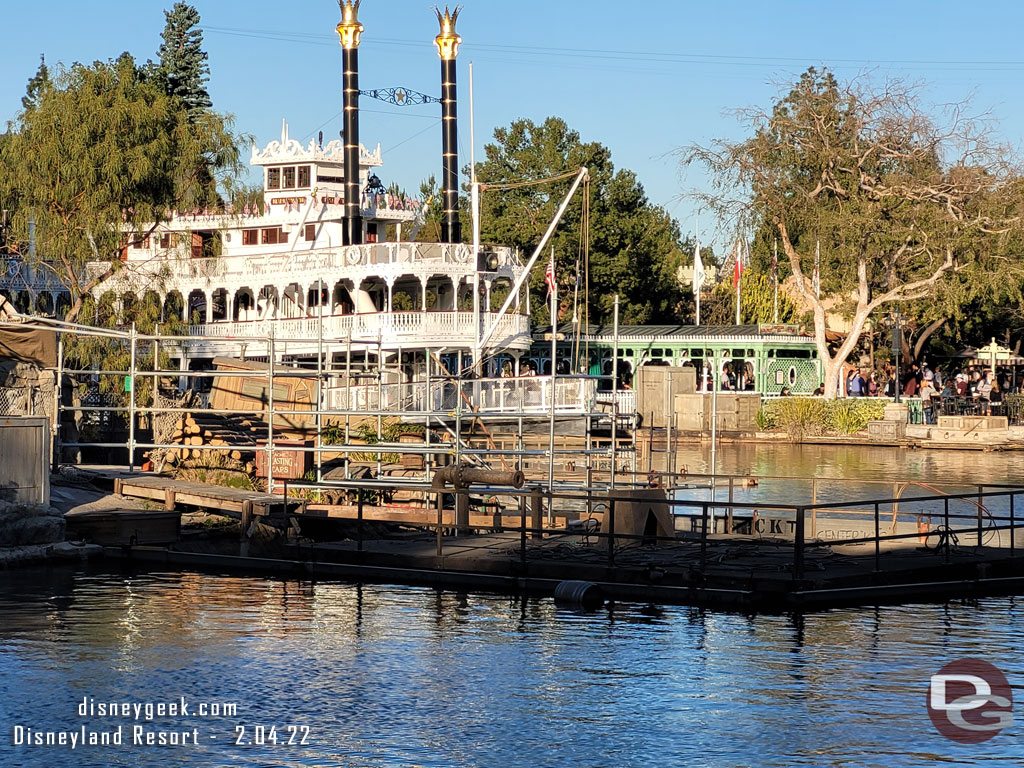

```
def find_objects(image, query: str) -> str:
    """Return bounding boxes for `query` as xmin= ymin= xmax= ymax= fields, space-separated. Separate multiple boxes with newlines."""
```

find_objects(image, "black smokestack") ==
xmin=337 ymin=1 xmax=364 ymax=245
xmin=435 ymin=6 xmax=462 ymax=243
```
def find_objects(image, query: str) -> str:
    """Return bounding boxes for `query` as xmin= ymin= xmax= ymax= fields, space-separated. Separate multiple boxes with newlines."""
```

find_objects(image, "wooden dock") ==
xmin=113 ymin=475 xmax=300 ymax=520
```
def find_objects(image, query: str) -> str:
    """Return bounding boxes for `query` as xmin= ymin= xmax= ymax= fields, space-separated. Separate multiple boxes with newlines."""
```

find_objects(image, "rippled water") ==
xmin=2 ymin=567 xmax=1023 ymax=767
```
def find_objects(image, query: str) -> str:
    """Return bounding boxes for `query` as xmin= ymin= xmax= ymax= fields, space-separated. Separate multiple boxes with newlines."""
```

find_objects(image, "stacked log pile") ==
xmin=166 ymin=411 xmax=267 ymax=472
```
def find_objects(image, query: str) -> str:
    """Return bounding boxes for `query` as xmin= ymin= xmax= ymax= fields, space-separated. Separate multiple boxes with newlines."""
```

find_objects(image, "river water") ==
xmin=1 ymin=569 xmax=1023 ymax=767
xmin=2 ymin=445 xmax=1024 ymax=767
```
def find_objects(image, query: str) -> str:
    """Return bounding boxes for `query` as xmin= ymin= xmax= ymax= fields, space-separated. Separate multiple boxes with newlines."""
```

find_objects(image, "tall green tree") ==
xmin=475 ymin=117 xmax=687 ymax=325
xmin=0 ymin=53 xmax=243 ymax=322
xmin=157 ymin=2 xmax=212 ymax=120
xmin=687 ymin=68 xmax=1024 ymax=397
xmin=21 ymin=55 xmax=50 ymax=111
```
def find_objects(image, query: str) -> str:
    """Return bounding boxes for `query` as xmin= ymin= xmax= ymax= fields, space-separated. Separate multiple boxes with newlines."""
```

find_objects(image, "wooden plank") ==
xmin=298 ymin=504 xmax=568 ymax=529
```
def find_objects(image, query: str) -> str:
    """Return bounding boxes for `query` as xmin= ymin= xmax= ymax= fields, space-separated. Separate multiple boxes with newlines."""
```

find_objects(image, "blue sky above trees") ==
xmin=5 ymin=0 xmax=1024 ymax=256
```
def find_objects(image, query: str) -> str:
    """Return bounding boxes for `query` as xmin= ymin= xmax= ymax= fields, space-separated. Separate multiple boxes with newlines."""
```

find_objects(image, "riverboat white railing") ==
xmin=94 ymin=243 xmax=517 ymax=287
xmin=184 ymin=311 xmax=529 ymax=346
xmin=594 ymin=390 xmax=637 ymax=415
xmin=326 ymin=375 xmax=598 ymax=415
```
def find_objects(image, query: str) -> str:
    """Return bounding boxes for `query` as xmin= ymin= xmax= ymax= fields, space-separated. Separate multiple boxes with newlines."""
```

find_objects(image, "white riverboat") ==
xmin=87 ymin=1 xmax=598 ymax=421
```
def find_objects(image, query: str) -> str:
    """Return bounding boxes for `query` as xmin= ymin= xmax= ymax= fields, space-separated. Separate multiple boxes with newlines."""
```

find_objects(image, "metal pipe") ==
xmin=431 ymin=464 xmax=525 ymax=489
xmin=267 ymin=333 xmax=275 ymax=492
xmin=874 ymin=501 xmax=881 ymax=571
xmin=128 ymin=323 xmax=137 ymax=472
xmin=317 ymin=282 xmax=324 ymax=483
xmin=610 ymin=294 xmax=619 ymax=489
xmin=548 ymin=258 xmax=558 ymax=522
xmin=52 ymin=336 xmax=63 ymax=471
xmin=794 ymin=505 xmax=805 ymax=580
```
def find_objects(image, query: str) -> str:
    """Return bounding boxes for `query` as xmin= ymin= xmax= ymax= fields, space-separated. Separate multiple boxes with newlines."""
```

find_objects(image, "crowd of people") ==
xmin=839 ymin=362 xmax=1014 ymax=424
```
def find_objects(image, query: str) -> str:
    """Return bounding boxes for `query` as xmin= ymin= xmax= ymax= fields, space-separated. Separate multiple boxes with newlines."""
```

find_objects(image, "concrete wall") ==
xmin=0 ymin=416 xmax=50 ymax=504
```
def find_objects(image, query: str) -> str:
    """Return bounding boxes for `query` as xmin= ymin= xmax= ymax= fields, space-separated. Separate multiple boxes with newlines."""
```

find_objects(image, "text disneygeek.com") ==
xmin=9 ymin=696 xmax=311 ymax=751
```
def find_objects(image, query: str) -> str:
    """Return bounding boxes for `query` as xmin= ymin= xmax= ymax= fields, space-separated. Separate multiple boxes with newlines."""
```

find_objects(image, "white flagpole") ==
xmin=548 ymin=246 xmax=558 ymax=519
xmin=773 ymin=238 xmax=779 ymax=324
xmin=735 ymin=239 xmax=742 ymax=326
xmin=695 ymin=213 xmax=701 ymax=326
xmin=469 ymin=61 xmax=482 ymax=375
xmin=696 ymin=263 xmax=701 ymax=325
xmin=814 ymin=240 xmax=821 ymax=299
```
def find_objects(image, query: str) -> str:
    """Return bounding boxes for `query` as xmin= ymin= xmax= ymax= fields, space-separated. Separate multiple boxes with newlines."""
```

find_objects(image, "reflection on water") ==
xmin=670 ymin=441 xmax=1024 ymax=483
xmin=653 ymin=443 xmax=1024 ymax=511
xmin=1 ymin=568 xmax=1023 ymax=767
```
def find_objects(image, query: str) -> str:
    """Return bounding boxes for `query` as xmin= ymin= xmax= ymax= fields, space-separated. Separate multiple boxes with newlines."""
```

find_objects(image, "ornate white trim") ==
xmin=251 ymin=121 xmax=382 ymax=167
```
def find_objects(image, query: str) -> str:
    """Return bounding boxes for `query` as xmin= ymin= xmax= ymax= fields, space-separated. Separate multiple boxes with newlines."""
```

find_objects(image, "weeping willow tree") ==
xmin=0 ymin=52 xmax=243 ymax=323
xmin=700 ymin=270 xmax=798 ymax=326
xmin=70 ymin=291 xmax=188 ymax=412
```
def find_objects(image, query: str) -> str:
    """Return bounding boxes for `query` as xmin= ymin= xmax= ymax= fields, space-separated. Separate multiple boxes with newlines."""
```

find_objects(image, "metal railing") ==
xmin=181 ymin=311 xmax=530 ymax=347
xmin=277 ymin=476 xmax=1024 ymax=584
xmin=37 ymin=321 xmax=621 ymax=493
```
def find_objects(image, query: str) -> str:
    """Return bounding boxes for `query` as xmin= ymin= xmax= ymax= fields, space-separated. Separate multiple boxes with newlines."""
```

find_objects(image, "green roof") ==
xmin=533 ymin=323 xmax=811 ymax=341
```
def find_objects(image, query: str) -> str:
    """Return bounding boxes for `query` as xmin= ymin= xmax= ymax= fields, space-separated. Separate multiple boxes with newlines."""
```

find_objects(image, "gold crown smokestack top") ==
xmin=337 ymin=0 xmax=364 ymax=245
xmin=435 ymin=6 xmax=462 ymax=244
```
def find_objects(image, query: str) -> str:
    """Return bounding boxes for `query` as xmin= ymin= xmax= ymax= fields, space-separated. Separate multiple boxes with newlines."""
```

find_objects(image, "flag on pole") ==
xmin=734 ymin=239 xmax=745 ymax=325
xmin=545 ymin=250 xmax=556 ymax=297
xmin=732 ymin=239 xmax=745 ymax=287
xmin=692 ymin=238 xmax=705 ymax=293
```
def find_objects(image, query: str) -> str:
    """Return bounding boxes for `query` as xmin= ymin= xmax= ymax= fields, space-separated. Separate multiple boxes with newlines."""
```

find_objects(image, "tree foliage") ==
xmin=0 ymin=52 xmax=243 ymax=322
xmin=156 ymin=2 xmax=212 ymax=120
xmin=700 ymin=270 xmax=798 ymax=326
xmin=475 ymin=117 xmax=687 ymax=325
xmin=688 ymin=68 xmax=1024 ymax=396
xmin=22 ymin=55 xmax=50 ymax=111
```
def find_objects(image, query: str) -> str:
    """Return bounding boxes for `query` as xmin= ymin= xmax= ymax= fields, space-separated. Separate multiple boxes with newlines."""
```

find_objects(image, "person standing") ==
xmin=977 ymin=373 xmax=993 ymax=415
xmin=884 ymin=370 xmax=897 ymax=398
xmin=920 ymin=378 xmax=937 ymax=425
xmin=990 ymin=380 xmax=1003 ymax=415
xmin=848 ymin=369 xmax=863 ymax=397
xmin=903 ymin=372 xmax=918 ymax=398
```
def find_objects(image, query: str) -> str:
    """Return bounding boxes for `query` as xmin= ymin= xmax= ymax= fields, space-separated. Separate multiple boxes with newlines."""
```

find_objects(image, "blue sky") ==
xmin=5 ymin=1 xmax=1024 ymax=255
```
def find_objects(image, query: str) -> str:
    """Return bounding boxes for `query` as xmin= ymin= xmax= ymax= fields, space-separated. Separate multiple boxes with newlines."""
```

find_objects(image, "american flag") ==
xmin=732 ymin=239 xmax=745 ymax=287
xmin=545 ymin=252 xmax=556 ymax=297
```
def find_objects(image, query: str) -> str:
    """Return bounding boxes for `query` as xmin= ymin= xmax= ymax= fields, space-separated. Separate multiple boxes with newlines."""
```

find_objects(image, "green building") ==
xmin=531 ymin=323 xmax=823 ymax=394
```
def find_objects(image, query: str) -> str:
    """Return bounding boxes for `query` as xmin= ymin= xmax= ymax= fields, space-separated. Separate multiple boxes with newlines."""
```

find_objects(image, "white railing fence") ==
xmin=325 ymin=375 xmax=598 ymax=416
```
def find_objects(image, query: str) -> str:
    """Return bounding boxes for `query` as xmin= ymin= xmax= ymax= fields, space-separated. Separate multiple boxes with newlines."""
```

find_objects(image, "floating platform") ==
xmin=111 ymin=475 xmax=299 ymax=521
xmin=99 ymin=525 xmax=1024 ymax=612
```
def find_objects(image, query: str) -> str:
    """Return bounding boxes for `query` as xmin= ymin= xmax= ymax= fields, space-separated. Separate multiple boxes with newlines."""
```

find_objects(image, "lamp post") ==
xmin=882 ymin=311 xmax=906 ymax=403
